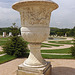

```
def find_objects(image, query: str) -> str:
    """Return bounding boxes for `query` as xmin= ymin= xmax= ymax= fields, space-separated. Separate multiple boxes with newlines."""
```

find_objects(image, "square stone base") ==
xmin=17 ymin=62 xmax=52 ymax=75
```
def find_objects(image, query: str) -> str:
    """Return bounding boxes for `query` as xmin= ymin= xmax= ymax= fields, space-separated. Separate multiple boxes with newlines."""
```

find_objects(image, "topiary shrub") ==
xmin=3 ymin=36 xmax=28 ymax=58
xmin=71 ymin=38 xmax=75 ymax=58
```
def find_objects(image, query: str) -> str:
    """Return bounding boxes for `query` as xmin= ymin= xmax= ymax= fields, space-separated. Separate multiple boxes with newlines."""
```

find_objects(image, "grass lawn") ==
xmin=0 ymin=41 xmax=8 ymax=46
xmin=41 ymin=45 xmax=51 ymax=47
xmin=0 ymin=53 xmax=74 ymax=64
xmin=0 ymin=37 xmax=10 ymax=41
xmin=0 ymin=54 xmax=16 ymax=64
xmin=41 ymin=48 xmax=71 ymax=53
xmin=0 ymin=51 xmax=4 ymax=54
xmin=42 ymin=43 xmax=62 ymax=47
xmin=42 ymin=54 xmax=74 ymax=59
xmin=48 ymin=40 xmax=73 ymax=44
xmin=0 ymin=37 xmax=10 ymax=46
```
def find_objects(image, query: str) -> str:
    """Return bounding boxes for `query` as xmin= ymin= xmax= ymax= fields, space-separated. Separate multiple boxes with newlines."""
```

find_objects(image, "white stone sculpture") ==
xmin=12 ymin=0 xmax=58 ymax=75
xmin=9 ymin=32 xmax=12 ymax=37
xmin=3 ymin=32 xmax=6 ymax=37
xmin=65 ymin=33 xmax=67 ymax=37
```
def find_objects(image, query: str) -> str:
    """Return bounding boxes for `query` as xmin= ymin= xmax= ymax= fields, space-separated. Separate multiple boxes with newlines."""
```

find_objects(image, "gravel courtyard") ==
xmin=0 ymin=58 xmax=75 ymax=75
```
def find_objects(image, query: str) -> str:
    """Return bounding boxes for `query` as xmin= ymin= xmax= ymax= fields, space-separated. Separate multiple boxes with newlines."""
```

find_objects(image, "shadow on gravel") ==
xmin=52 ymin=67 xmax=75 ymax=75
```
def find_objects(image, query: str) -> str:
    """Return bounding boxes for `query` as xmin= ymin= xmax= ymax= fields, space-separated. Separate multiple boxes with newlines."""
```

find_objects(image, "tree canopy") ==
xmin=50 ymin=27 xmax=75 ymax=37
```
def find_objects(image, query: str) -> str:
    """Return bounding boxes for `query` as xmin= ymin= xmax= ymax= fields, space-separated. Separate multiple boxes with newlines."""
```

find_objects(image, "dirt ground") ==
xmin=0 ymin=58 xmax=75 ymax=75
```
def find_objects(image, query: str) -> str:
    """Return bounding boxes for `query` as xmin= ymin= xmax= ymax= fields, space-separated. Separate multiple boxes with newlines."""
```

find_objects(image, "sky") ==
xmin=0 ymin=0 xmax=75 ymax=28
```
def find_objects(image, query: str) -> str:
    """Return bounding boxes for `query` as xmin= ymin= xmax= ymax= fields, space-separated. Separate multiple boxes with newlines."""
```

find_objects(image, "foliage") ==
xmin=0 ymin=23 xmax=20 ymax=36
xmin=71 ymin=38 xmax=75 ymax=58
xmin=3 ymin=36 xmax=28 ymax=57
xmin=0 ymin=27 xmax=12 ymax=35
xmin=57 ymin=32 xmax=64 ymax=36
xmin=0 ymin=26 xmax=75 ymax=37
xmin=68 ymin=27 xmax=75 ymax=37
xmin=11 ymin=27 xmax=20 ymax=36
xmin=50 ymin=27 xmax=59 ymax=35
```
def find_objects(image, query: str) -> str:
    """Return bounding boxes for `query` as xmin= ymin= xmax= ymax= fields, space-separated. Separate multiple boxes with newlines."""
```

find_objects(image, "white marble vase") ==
xmin=12 ymin=0 xmax=58 ymax=75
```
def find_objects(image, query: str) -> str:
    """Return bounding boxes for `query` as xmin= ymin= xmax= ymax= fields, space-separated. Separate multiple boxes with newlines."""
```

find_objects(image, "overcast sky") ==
xmin=0 ymin=0 xmax=75 ymax=28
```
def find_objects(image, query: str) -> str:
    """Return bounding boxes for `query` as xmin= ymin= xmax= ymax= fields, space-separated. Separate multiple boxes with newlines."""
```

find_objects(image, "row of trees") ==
xmin=0 ymin=23 xmax=20 ymax=35
xmin=0 ymin=24 xmax=75 ymax=37
xmin=50 ymin=27 xmax=75 ymax=37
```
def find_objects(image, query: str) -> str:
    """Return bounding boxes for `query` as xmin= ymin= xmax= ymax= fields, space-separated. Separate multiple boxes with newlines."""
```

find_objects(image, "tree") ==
xmin=11 ymin=23 xmax=20 ymax=36
xmin=12 ymin=23 xmax=16 ymax=28
xmin=3 ymin=23 xmax=28 ymax=57
xmin=57 ymin=32 xmax=64 ymax=36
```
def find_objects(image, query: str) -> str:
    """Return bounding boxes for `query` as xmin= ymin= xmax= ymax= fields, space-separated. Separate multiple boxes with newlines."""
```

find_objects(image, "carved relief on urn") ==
xmin=20 ymin=6 xmax=51 ymax=26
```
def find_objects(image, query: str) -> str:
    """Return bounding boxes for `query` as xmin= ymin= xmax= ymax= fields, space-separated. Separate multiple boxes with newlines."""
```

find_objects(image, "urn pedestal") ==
xmin=12 ymin=0 xmax=58 ymax=75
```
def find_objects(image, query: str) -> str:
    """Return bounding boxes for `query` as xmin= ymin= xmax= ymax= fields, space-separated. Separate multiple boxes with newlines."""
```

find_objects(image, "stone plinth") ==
xmin=17 ymin=62 xmax=51 ymax=75
xmin=12 ymin=0 xmax=58 ymax=75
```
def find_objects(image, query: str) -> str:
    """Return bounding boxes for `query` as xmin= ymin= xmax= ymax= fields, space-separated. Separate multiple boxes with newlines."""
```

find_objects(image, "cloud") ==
xmin=0 ymin=0 xmax=18 ymax=3
xmin=0 ymin=0 xmax=21 ymax=27
xmin=50 ymin=0 xmax=75 ymax=28
xmin=0 ymin=0 xmax=75 ymax=28
xmin=0 ymin=6 xmax=20 ymax=27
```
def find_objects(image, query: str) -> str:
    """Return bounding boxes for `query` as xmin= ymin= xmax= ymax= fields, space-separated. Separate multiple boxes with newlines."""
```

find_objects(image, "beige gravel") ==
xmin=0 ymin=53 xmax=6 ymax=56
xmin=0 ymin=58 xmax=75 ymax=75
xmin=41 ymin=44 xmax=72 ymax=50
xmin=0 ymin=46 xmax=3 ymax=51
xmin=41 ymin=40 xmax=73 ymax=50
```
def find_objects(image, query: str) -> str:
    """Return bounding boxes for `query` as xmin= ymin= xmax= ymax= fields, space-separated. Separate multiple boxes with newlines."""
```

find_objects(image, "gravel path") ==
xmin=0 ymin=53 xmax=6 ymax=56
xmin=41 ymin=40 xmax=73 ymax=50
xmin=41 ymin=44 xmax=72 ymax=50
xmin=0 ymin=46 xmax=3 ymax=51
xmin=0 ymin=58 xmax=75 ymax=75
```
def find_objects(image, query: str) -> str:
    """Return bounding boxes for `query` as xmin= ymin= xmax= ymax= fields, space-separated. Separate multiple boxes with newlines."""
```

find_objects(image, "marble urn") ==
xmin=12 ymin=0 xmax=58 ymax=75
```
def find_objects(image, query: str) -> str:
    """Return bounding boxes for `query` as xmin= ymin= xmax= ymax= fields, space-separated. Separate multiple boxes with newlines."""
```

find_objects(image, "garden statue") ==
xmin=9 ymin=32 xmax=12 ymax=37
xmin=3 ymin=32 xmax=6 ymax=37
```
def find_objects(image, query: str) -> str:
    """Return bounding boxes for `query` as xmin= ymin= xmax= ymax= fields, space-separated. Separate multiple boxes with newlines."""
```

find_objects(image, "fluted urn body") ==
xmin=12 ymin=0 xmax=58 ymax=68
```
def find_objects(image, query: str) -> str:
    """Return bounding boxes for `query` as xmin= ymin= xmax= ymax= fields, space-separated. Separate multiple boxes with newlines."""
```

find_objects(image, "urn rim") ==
xmin=12 ymin=1 xmax=58 ymax=11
